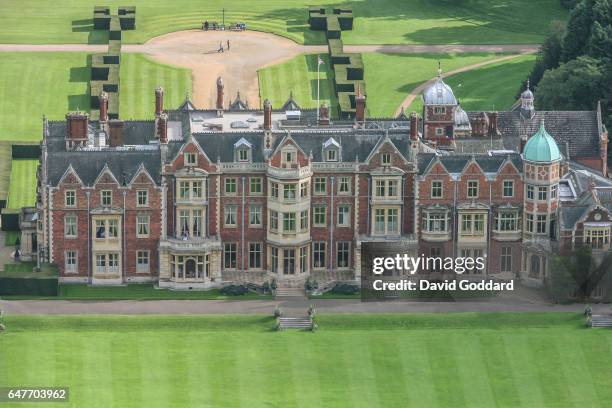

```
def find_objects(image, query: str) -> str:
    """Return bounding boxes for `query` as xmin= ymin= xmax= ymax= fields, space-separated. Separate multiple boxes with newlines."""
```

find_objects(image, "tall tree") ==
xmin=535 ymin=56 xmax=604 ymax=110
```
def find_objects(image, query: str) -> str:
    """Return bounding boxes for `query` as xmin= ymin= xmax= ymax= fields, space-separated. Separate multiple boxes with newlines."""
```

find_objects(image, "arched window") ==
xmin=185 ymin=258 xmax=197 ymax=278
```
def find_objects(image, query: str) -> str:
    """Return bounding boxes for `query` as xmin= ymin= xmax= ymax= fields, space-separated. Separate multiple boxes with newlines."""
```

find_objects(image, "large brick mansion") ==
xmin=35 ymin=73 xmax=612 ymax=295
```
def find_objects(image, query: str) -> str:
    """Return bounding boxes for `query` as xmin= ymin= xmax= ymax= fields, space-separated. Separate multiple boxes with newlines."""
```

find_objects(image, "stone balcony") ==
xmin=267 ymin=164 xmax=312 ymax=180
xmin=159 ymin=236 xmax=222 ymax=252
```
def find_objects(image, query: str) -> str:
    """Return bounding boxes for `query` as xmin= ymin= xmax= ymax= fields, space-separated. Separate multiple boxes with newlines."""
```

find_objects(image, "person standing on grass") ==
xmin=227 ymin=39 xmax=230 ymax=51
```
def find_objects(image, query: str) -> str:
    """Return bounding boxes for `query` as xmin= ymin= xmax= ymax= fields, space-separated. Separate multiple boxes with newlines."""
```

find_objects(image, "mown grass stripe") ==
xmin=502 ymin=334 xmax=546 ymax=408
xmin=426 ymin=334 xmax=467 ymax=407
xmin=452 ymin=333 xmax=497 ymax=407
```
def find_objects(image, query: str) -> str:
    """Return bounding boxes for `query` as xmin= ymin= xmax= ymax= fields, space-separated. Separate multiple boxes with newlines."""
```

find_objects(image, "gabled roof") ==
xmin=177 ymin=96 xmax=197 ymax=111
xmin=280 ymin=93 xmax=301 ymax=111
xmin=417 ymin=153 xmax=522 ymax=176
xmin=228 ymin=92 xmax=249 ymax=111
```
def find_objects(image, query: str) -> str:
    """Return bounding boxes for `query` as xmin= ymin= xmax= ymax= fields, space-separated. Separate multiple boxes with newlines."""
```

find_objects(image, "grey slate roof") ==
xmin=560 ymin=206 xmax=589 ymax=229
xmin=467 ymin=110 xmax=601 ymax=158
xmin=46 ymin=121 xmax=161 ymax=187
xmin=417 ymin=152 xmax=522 ymax=175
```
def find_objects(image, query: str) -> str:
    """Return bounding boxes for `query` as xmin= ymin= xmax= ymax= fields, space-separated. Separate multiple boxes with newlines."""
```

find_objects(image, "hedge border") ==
xmin=307 ymin=7 xmax=364 ymax=119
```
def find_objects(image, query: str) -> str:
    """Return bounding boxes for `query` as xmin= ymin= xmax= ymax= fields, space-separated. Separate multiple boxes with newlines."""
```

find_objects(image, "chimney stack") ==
xmin=99 ymin=91 xmax=109 ymax=123
xmin=157 ymin=113 xmax=168 ymax=144
xmin=488 ymin=111 xmax=499 ymax=136
xmin=519 ymin=134 xmax=528 ymax=154
xmin=410 ymin=112 xmax=419 ymax=141
xmin=108 ymin=120 xmax=124 ymax=147
xmin=216 ymin=76 xmax=224 ymax=110
xmin=318 ymin=103 xmax=330 ymax=126
xmin=155 ymin=86 xmax=164 ymax=116
xmin=65 ymin=112 xmax=89 ymax=147
xmin=355 ymin=84 xmax=366 ymax=124
xmin=263 ymin=99 xmax=272 ymax=131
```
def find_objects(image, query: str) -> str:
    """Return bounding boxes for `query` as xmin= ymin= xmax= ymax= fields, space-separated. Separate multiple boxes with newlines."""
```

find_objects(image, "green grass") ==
xmin=0 ymin=142 xmax=11 ymax=202
xmin=363 ymin=52 xmax=508 ymax=117
xmin=120 ymin=53 xmax=192 ymax=120
xmin=0 ymin=53 xmax=91 ymax=142
xmin=2 ymin=313 xmax=612 ymax=407
xmin=6 ymin=160 xmax=38 ymax=209
xmin=258 ymin=53 xmax=336 ymax=112
xmin=1 ymin=283 xmax=271 ymax=300
xmin=0 ymin=0 xmax=566 ymax=45
xmin=0 ymin=53 xmax=192 ymax=143
xmin=0 ymin=262 xmax=58 ymax=278
xmin=407 ymin=54 xmax=537 ymax=113
xmin=3 ymin=231 xmax=21 ymax=246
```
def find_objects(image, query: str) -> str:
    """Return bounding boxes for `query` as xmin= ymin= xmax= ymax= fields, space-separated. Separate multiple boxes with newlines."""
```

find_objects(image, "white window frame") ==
xmin=65 ymin=190 xmax=76 ymax=207
xmin=136 ymin=250 xmax=150 ymax=273
xmin=65 ymin=250 xmax=77 ymax=273
xmin=136 ymin=214 xmax=150 ymax=238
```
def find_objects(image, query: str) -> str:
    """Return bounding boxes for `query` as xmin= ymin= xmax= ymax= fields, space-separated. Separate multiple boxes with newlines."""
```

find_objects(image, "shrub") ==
xmin=331 ymin=282 xmax=360 ymax=295
xmin=273 ymin=305 xmax=282 ymax=317
xmin=220 ymin=284 xmax=249 ymax=296
xmin=305 ymin=277 xmax=319 ymax=291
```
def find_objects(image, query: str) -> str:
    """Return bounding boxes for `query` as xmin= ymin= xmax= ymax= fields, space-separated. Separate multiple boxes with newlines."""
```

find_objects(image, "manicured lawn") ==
xmin=1 ymin=262 xmax=58 ymax=279
xmin=0 ymin=53 xmax=192 ymax=143
xmin=0 ymin=0 xmax=566 ymax=45
xmin=2 ymin=313 xmax=611 ymax=407
xmin=363 ymin=52 xmax=507 ymax=117
xmin=407 ymin=54 xmax=537 ymax=113
xmin=120 ymin=53 xmax=192 ymax=120
xmin=0 ymin=283 xmax=271 ymax=300
xmin=6 ymin=159 xmax=38 ymax=209
xmin=258 ymin=53 xmax=336 ymax=112
xmin=3 ymin=231 xmax=21 ymax=247
xmin=0 ymin=142 xmax=11 ymax=203
xmin=0 ymin=53 xmax=90 ymax=142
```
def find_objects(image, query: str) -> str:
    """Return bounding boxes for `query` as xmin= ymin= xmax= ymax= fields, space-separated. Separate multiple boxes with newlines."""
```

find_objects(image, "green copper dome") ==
xmin=523 ymin=121 xmax=562 ymax=163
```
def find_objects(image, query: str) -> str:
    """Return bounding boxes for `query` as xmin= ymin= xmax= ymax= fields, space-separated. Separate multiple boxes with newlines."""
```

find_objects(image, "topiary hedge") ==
xmin=331 ymin=282 xmax=360 ymax=295
xmin=0 ymin=277 xmax=58 ymax=296
xmin=220 ymin=284 xmax=249 ymax=296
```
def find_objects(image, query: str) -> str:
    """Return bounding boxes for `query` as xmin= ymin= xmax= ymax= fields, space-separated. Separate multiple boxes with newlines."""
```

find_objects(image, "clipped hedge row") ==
xmin=308 ymin=6 xmax=364 ymax=119
xmin=12 ymin=144 xmax=41 ymax=159
xmin=1 ymin=209 xmax=20 ymax=231
xmin=0 ymin=277 xmax=58 ymax=296
xmin=89 ymin=7 xmax=134 ymax=120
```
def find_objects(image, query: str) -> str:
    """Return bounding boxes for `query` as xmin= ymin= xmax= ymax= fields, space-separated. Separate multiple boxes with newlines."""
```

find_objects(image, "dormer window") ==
xmin=434 ymin=107 xmax=446 ymax=114
xmin=285 ymin=152 xmax=294 ymax=163
xmin=234 ymin=137 xmax=252 ymax=162
xmin=381 ymin=153 xmax=391 ymax=165
xmin=327 ymin=149 xmax=337 ymax=161
xmin=323 ymin=137 xmax=341 ymax=162
xmin=185 ymin=153 xmax=197 ymax=166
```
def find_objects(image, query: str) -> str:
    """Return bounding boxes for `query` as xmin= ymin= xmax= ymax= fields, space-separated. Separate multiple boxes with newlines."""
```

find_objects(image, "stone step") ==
xmin=279 ymin=317 xmax=312 ymax=330
xmin=591 ymin=315 xmax=612 ymax=328
xmin=275 ymin=287 xmax=306 ymax=297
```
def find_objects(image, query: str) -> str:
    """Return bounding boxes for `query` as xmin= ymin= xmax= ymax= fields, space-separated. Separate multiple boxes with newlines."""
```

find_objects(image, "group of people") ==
xmin=202 ymin=21 xmax=247 ymax=31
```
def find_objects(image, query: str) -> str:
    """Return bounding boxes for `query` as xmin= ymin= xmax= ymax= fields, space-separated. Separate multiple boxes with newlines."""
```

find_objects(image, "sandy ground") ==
xmin=124 ymin=30 xmax=327 ymax=109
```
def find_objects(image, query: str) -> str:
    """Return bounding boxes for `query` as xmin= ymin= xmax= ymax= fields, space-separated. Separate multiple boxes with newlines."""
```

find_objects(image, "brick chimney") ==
xmin=410 ymin=112 xmax=419 ymax=141
xmin=99 ymin=91 xmax=109 ymax=123
xmin=355 ymin=84 xmax=366 ymax=124
xmin=519 ymin=134 xmax=528 ymax=154
xmin=318 ymin=103 xmax=330 ymax=126
xmin=263 ymin=99 xmax=272 ymax=131
xmin=157 ymin=113 xmax=168 ymax=144
xmin=65 ymin=112 xmax=89 ymax=147
xmin=155 ymin=86 xmax=164 ymax=116
xmin=488 ymin=111 xmax=499 ymax=136
xmin=108 ymin=120 xmax=124 ymax=147
xmin=216 ymin=76 xmax=224 ymax=110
